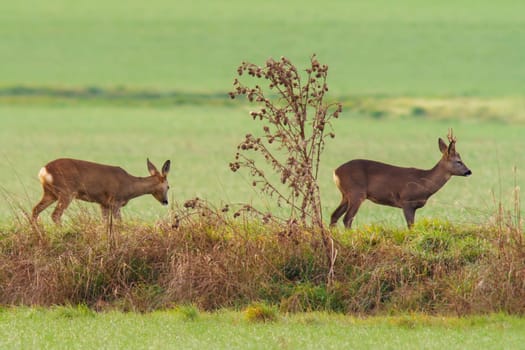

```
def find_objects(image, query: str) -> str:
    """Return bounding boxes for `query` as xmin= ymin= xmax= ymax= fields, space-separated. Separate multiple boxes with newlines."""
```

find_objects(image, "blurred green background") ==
xmin=2 ymin=0 xmax=524 ymax=94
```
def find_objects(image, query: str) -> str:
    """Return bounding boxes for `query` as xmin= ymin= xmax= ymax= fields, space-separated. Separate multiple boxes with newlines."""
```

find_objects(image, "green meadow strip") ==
xmin=0 ymin=307 xmax=524 ymax=350
xmin=1 ymin=85 xmax=524 ymax=123
xmin=0 ymin=85 xmax=234 ymax=107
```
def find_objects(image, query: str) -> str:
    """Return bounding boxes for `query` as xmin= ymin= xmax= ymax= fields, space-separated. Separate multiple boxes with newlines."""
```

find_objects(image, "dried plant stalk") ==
xmin=229 ymin=55 xmax=342 ymax=229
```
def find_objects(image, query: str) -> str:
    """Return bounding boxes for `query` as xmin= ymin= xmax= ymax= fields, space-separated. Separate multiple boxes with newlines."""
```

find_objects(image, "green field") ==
xmin=1 ymin=308 xmax=524 ymax=350
xmin=1 ymin=0 xmax=524 ymax=95
xmin=1 ymin=105 xmax=523 ymax=226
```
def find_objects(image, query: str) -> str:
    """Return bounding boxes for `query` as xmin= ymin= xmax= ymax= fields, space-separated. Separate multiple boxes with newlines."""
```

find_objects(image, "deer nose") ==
xmin=162 ymin=200 xmax=169 ymax=206
xmin=464 ymin=170 xmax=472 ymax=176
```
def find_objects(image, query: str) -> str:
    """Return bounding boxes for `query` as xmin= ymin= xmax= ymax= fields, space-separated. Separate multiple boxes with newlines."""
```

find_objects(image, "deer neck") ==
xmin=123 ymin=176 xmax=158 ymax=200
xmin=420 ymin=160 xmax=452 ymax=195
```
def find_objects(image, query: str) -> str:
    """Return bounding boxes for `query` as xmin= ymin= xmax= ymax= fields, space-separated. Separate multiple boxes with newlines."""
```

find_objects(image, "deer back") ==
xmin=41 ymin=158 xmax=132 ymax=201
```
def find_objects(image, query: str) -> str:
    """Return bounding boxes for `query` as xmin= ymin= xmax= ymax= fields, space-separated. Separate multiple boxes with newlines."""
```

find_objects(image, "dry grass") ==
xmin=0 ymin=203 xmax=523 ymax=315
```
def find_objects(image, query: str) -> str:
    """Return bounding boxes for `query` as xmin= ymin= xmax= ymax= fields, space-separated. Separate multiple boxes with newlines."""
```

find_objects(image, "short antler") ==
xmin=447 ymin=128 xmax=457 ymax=144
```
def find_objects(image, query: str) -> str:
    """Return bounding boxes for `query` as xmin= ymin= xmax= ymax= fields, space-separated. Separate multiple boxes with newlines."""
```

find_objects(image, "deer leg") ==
xmin=112 ymin=207 xmax=122 ymax=221
xmin=32 ymin=191 xmax=57 ymax=222
xmin=330 ymin=196 xmax=349 ymax=226
xmin=343 ymin=196 xmax=364 ymax=229
xmin=100 ymin=205 xmax=110 ymax=221
xmin=402 ymin=206 xmax=416 ymax=229
xmin=51 ymin=196 xmax=72 ymax=224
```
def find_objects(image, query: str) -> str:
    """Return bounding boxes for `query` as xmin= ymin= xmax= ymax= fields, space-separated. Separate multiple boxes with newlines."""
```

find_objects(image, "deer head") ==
xmin=147 ymin=158 xmax=171 ymax=205
xmin=438 ymin=129 xmax=472 ymax=177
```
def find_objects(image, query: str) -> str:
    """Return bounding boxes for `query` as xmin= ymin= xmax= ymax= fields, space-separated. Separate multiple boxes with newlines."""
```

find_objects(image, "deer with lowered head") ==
xmin=330 ymin=129 xmax=471 ymax=229
xmin=32 ymin=158 xmax=171 ymax=223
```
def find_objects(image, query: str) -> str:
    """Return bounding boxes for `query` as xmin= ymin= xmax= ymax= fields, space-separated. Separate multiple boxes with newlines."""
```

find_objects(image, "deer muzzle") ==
xmin=464 ymin=169 xmax=472 ymax=177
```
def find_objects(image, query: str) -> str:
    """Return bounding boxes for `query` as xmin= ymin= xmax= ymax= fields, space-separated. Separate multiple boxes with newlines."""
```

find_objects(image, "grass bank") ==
xmin=1 ymin=211 xmax=523 ymax=315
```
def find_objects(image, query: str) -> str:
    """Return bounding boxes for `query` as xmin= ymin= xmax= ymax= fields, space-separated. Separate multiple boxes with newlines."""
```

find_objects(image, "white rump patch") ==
xmin=38 ymin=167 xmax=53 ymax=185
xmin=333 ymin=170 xmax=341 ymax=191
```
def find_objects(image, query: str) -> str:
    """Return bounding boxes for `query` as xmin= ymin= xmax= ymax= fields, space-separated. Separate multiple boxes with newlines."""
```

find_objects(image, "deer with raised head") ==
xmin=330 ymin=130 xmax=471 ymax=229
xmin=32 ymin=158 xmax=171 ymax=223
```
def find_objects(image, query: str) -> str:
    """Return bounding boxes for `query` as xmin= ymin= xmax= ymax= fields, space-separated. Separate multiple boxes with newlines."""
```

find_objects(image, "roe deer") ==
xmin=330 ymin=130 xmax=471 ymax=229
xmin=32 ymin=158 xmax=171 ymax=223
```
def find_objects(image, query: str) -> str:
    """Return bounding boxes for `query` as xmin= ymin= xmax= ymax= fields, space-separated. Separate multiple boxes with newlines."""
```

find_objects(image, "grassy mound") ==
xmin=0 ymin=215 xmax=523 ymax=315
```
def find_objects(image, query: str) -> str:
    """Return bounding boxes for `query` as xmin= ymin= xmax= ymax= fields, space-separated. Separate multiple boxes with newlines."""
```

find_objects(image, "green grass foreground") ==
xmin=0 ymin=307 xmax=524 ymax=350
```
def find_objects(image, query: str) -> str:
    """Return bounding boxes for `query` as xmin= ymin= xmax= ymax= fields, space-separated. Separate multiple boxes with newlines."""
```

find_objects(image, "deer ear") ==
xmin=147 ymin=158 xmax=159 ymax=176
xmin=161 ymin=160 xmax=171 ymax=176
xmin=438 ymin=138 xmax=448 ymax=154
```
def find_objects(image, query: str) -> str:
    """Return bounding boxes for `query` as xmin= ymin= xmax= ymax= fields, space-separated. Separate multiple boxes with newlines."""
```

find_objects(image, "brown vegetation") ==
xmin=229 ymin=55 xmax=342 ymax=228
xmin=0 ymin=206 xmax=523 ymax=315
xmin=229 ymin=55 xmax=342 ymax=284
